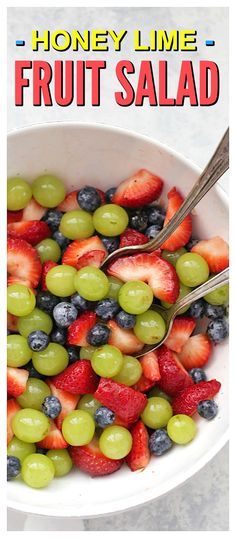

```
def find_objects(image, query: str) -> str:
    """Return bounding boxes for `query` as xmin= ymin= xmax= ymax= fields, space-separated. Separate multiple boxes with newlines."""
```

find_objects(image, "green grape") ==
xmin=7 ymin=284 xmax=36 ymax=317
xmin=47 ymin=448 xmax=72 ymax=477
xmin=99 ymin=425 xmax=132 ymax=459
xmin=12 ymin=408 xmax=50 ymax=443
xmin=80 ymin=346 xmax=96 ymax=360
xmin=7 ymin=178 xmax=32 ymax=210
xmin=93 ymin=204 xmax=129 ymax=237
xmin=17 ymin=307 xmax=53 ymax=337
xmin=36 ymin=238 xmax=61 ymax=263
xmin=118 ymin=281 xmax=153 ymax=315
xmin=176 ymin=253 xmax=209 ymax=287
xmin=74 ymin=266 xmax=109 ymax=301
xmin=7 ymin=436 xmax=36 ymax=463
xmin=113 ymin=355 xmax=142 ymax=386
xmin=21 ymin=454 xmax=55 ymax=488
xmin=91 ymin=345 xmax=123 ymax=378
xmin=162 ymin=248 xmax=187 ymax=267
xmin=167 ymin=414 xmax=197 ymax=444
xmin=148 ymin=386 xmax=172 ymax=402
xmin=141 ymin=397 xmax=173 ymax=428
xmin=7 ymin=335 xmax=32 ymax=367
xmin=46 ymin=265 xmax=77 ymax=297
xmin=17 ymin=378 xmax=51 ymax=410
xmin=32 ymin=343 xmax=69 ymax=376
xmin=77 ymin=394 xmax=101 ymax=417
xmin=134 ymin=310 xmax=166 ymax=344
xmin=161 ymin=283 xmax=191 ymax=314
xmin=62 ymin=410 xmax=95 ymax=446
xmin=59 ymin=210 xmax=94 ymax=240
xmin=105 ymin=276 xmax=123 ymax=300
xmin=32 ymin=174 xmax=66 ymax=208
xmin=204 ymin=283 xmax=229 ymax=305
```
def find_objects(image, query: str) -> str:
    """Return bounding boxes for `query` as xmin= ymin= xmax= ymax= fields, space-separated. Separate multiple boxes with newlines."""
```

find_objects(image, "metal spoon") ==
xmin=134 ymin=267 xmax=229 ymax=358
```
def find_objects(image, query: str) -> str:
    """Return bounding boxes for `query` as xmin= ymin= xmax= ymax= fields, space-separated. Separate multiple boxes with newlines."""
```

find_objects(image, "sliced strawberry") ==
xmin=7 ymin=220 xmax=51 ymax=246
xmin=7 ymin=275 xmax=34 ymax=288
xmin=119 ymin=228 xmax=149 ymax=248
xmin=52 ymin=360 xmax=99 ymax=395
xmin=178 ymin=333 xmax=212 ymax=370
xmin=156 ymin=345 xmax=193 ymax=396
xmin=7 ymin=210 xmax=23 ymax=224
xmin=7 ymin=238 xmax=42 ymax=288
xmin=37 ymin=421 xmax=68 ymax=449
xmin=57 ymin=190 xmax=80 ymax=212
xmin=46 ymin=380 xmax=80 ymax=430
xmin=96 ymin=188 xmax=106 ymax=204
xmin=7 ymin=399 xmax=21 ymax=444
xmin=160 ymin=188 xmax=192 ymax=251
xmin=107 ymin=320 xmax=144 ymax=355
xmin=165 ymin=317 xmax=196 ymax=353
xmin=191 ymin=236 xmax=229 ymax=273
xmin=132 ymin=374 xmax=156 ymax=393
xmin=108 ymin=251 xmax=179 ymax=304
xmin=7 ymin=312 xmax=19 ymax=332
xmin=126 ymin=420 xmax=150 ymax=471
xmin=7 ymin=367 xmax=29 ymax=398
xmin=94 ymin=378 xmax=147 ymax=423
xmin=139 ymin=351 xmax=161 ymax=381
xmin=62 ymin=236 xmax=107 ymax=269
xmin=113 ymin=415 xmax=132 ymax=428
xmin=67 ymin=311 xmax=97 ymax=347
xmin=70 ymin=438 xmax=123 ymax=476
xmin=113 ymin=169 xmax=163 ymax=208
xmin=172 ymin=379 xmax=221 ymax=416
xmin=41 ymin=260 xmax=58 ymax=290
xmin=22 ymin=197 xmax=47 ymax=220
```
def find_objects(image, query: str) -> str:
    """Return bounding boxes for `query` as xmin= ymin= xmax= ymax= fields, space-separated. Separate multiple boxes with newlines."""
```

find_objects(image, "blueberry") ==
xmin=115 ymin=310 xmax=136 ymax=329
xmin=36 ymin=447 xmax=48 ymax=455
xmin=204 ymin=303 xmax=226 ymax=320
xmin=197 ymin=399 xmax=218 ymax=420
xmin=50 ymin=326 xmax=67 ymax=345
xmin=7 ymin=456 xmax=21 ymax=481
xmin=101 ymin=236 xmax=120 ymax=254
xmin=77 ymin=186 xmax=101 ymax=212
xmin=145 ymin=225 xmax=161 ymax=240
xmin=71 ymin=293 xmax=96 ymax=311
xmin=94 ymin=406 xmax=115 ymax=428
xmin=42 ymin=209 xmax=63 ymax=231
xmin=42 ymin=395 xmax=62 ymax=419
xmin=206 ymin=317 xmax=229 ymax=343
xmin=189 ymin=368 xmax=207 ymax=384
xmin=53 ymin=302 xmax=78 ymax=328
xmin=105 ymin=187 xmax=116 ymax=203
xmin=129 ymin=209 xmax=148 ymax=232
xmin=27 ymin=330 xmax=50 ymax=351
xmin=146 ymin=205 xmax=166 ymax=226
xmin=36 ymin=291 xmax=60 ymax=314
xmin=87 ymin=324 xmax=110 ymax=346
xmin=149 ymin=429 xmax=173 ymax=456
xmin=23 ymin=360 xmax=45 ymax=380
xmin=189 ymin=299 xmax=205 ymax=319
xmin=186 ymin=237 xmax=199 ymax=250
xmin=67 ymin=345 xmax=80 ymax=364
xmin=52 ymin=230 xmax=70 ymax=250
xmin=95 ymin=298 xmax=120 ymax=321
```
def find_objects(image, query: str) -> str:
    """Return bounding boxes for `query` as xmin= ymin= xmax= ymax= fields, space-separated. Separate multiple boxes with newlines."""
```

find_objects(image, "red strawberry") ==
xmin=172 ymin=379 xmax=221 ymax=416
xmin=7 ymin=210 xmax=23 ymax=224
xmin=96 ymin=188 xmax=106 ymax=204
xmin=67 ymin=312 xmax=97 ymax=347
xmin=7 ymin=275 xmax=34 ymax=288
xmin=41 ymin=260 xmax=57 ymax=290
xmin=191 ymin=236 xmax=229 ymax=273
xmin=119 ymin=228 xmax=149 ymax=248
xmin=94 ymin=378 xmax=147 ymax=423
xmin=126 ymin=420 xmax=150 ymax=471
xmin=37 ymin=421 xmax=68 ymax=449
xmin=52 ymin=360 xmax=99 ymax=395
xmin=156 ymin=345 xmax=193 ymax=396
xmin=107 ymin=320 xmax=144 ymax=355
xmin=8 ymin=220 xmax=51 ymax=246
xmin=165 ymin=317 xmax=196 ymax=353
xmin=7 ymin=238 xmax=42 ymax=288
xmin=57 ymin=190 xmax=80 ymax=212
xmin=113 ymin=169 xmax=163 ymax=208
xmin=161 ymin=188 xmax=192 ymax=251
xmin=46 ymin=380 xmax=80 ymax=430
xmin=7 ymin=367 xmax=29 ymax=398
xmin=62 ymin=236 xmax=107 ymax=269
xmin=178 ymin=333 xmax=212 ymax=370
xmin=108 ymin=251 xmax=179 ymax=304
xmin=7 ymin=399 xmax=21 ymax=444
xmin=22 ymin=197 xmax=47 ymax=220
xmin=113 ymin=415 xmax=132 ymax=428
xmin=70 ymin=438 xmax=123 ymax=477
xmin=139 ymin=351 xmax=161 ymax=381
xmin=7 ymin=312 xmax=19 ymax=332
xmin=132 ymin=375 xmax=156 ymax=393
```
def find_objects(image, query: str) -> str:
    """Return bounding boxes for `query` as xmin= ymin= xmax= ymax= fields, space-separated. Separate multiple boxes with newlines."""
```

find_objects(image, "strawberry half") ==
xmin=94 ymin=378 xmax=147 ymax=423
xmin=191 ymin=236 xmax=229 ymax=273
xmin=172 ymin=379 xmax=221 ymax=416
xmin=113 ymin=169 xmax=163 ymax=208
xmin=7 ymin=210 xmax=23 ymax=224
xmin=62 ymin=236 xmax=107 ymax=269
xmin=57 ymin=191 xmax=80 ymax=212
xmin=52 ymin=360 xmax=99 ymax=395
xmin=119 ymin=228 xmax=149 ymax=248
xmin=7 ymin=238 xmax=42 ymax=288
xmin=126 ymin=420 xmax=150 ymax=471
xmin=41 ymin=260 xmax=58 ymax=290
xmin=70 ymin=438 xmax=123 ymax=477
xmin=22 ymin=197 xmax=47 ymax=220
xmin=139 ymin=351 xmax=161 ymax=382
xmin=107 ymin=320 xmax=144 ymax=355
xmin=165 ymin=317 xmax=196 ymax=353
xmin=8 ymin=220 xmax=51 ymax=246
xmin=46 ymin=380 xmax=80 ymax=430
xmin=7 ymin=275 xmax=34 ymax=288
xmin=37 ymin=420 xmax=68 ymax=449
xmin=67 ymin=311 xmax=97 ymax=347
xmin=96 ymin=188 xmax=106 ymax=204
xmin=161 ymin=187 xmax=192 ymax=251
xmin=108 ymin=251 xmax=179 ymax=304
xmin=156 ymin=345 xmax=193 ymax=396
xmin=7 ymin=367 xmax=29 ymax=398
xmin=178 ymin=333 xmax=212 ymax=370
xmin=7 ymin=399 xmax=21 ymax=445
xmin=132 ymin=375 xmax=156 ymax=393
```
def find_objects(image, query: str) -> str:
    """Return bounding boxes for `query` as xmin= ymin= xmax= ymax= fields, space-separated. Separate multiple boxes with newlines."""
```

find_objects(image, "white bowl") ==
xmin=7 ymin=122 xmax=229 ymax=518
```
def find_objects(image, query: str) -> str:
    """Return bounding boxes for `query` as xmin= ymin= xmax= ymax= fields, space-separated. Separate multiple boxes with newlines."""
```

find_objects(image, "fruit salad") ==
xmin=7 ymin=169 xmax=229 ymax=488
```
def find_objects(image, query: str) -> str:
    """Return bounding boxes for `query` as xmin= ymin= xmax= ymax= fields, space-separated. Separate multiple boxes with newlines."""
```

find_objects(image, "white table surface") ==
xmin=7 ymin=6 xmax=229 ymax=531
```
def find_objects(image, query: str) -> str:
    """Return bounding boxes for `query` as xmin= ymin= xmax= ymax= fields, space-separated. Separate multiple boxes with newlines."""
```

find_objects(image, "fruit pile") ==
xmin=7 ymin=170 xmax=229 ymax=488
